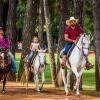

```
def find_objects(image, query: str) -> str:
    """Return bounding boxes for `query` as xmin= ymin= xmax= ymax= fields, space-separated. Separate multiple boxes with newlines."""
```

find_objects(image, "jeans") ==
xmin=8 ymin=51 xmax=16 ymax=72
xmin=63 ymin=42 xmax=73 ymax=55
xmin=27 ymin=51 xmax=34 ymax=61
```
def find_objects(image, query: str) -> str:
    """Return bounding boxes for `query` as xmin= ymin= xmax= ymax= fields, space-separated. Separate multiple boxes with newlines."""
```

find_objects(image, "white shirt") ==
xmin=31 ymin=42 xmax=40 ymax=51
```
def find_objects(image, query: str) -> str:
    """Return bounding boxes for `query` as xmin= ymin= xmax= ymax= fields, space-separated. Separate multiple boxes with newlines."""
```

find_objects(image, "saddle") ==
xmin=30 ymin=51 xmax=38 ymax=64
xmin=24 ymin=51 xmax=38 ymax=65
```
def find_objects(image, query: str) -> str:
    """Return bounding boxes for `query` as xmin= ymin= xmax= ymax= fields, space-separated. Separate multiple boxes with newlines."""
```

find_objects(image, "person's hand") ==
xmin=72 ymin=39 xmax=77 ymax=44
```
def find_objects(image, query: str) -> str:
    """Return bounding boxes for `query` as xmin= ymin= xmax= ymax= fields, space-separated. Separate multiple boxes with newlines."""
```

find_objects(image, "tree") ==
xmin=0 ymin=0 xmax=3 ymax=26
xmin=93 ymin=0 xmax=100 ymax=91
xmin=6 ymin=0 xmax=17 ymax=81
xmin=18 ymin=0 xmax=39 ymax=80
xmin=74 ymin=0 xmax=84 ymax=27
xmin=58 ymin=0 xmax=70 ymax=50
xmin=56 ymin=0 xmax=70 ymax=86
xmin=6 ymin=0 xmax=17 ymax=55
xmin=38 ymin=0 xmax=44 ymax=47
xmin=43 ymin=0 xmax=56 ymax=86
xmin=84 ymin=0 xmax=94 ymax=48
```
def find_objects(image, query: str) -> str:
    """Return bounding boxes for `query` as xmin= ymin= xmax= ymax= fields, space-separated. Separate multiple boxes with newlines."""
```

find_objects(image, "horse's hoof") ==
xmin=2 ymin=90 xmax=6 ymax=94
xmin=39 ymin=87 xmax=42 ymax=91
xmin=66 ymin=92 xmax=70 ymax=96
xmin=73 ymin=89 xmax=76 ymax=92
xmin=37 ymin=88 xmax=41 ymax=92
xmin=73 ymin=86 xmax=77 ymax=92
xmin=76 ymin=94 xmax=80 ymax=97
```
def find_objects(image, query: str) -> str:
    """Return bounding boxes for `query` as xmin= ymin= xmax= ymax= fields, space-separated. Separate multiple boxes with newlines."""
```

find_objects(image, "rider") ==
xmin=0 ymin=27 xmax=16 ymax=72
xmin=26 ymin=35 xmax=40 ymax=62
xmin=61 ymin=16 xmax=93 ymax=70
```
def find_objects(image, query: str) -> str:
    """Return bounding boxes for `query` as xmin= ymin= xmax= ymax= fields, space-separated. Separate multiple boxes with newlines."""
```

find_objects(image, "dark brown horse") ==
xmin=0 ymin=49 xmax=11 ymax=94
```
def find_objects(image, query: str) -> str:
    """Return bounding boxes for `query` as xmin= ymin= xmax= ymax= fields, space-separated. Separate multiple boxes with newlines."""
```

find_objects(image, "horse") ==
xmin=23 ymin=49 xmax=46 ymax=92
xmin=59 ymin=34 xmax=90 ymax=96
xmin=0 ymin=49 xmax=11 ymax=94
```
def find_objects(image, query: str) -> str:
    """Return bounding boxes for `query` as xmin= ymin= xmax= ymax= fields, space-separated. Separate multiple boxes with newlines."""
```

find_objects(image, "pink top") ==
xmin=0 ymin=37 xmax=10 ymax=49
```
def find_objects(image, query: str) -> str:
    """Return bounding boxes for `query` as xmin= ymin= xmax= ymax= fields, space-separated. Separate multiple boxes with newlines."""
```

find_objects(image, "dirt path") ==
xmin=0 ymin=82 xmax=100 ymax=100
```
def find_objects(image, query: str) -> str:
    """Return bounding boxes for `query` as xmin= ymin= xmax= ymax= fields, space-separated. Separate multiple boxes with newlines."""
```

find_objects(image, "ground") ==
xmin=0 ymin=82 xmax=100 ymax=100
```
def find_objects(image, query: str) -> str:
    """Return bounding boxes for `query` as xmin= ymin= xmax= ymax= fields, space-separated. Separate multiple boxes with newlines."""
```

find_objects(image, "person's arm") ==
xmin=64 ymin=34 xmax=77 ymax=44
xmin=30 ymin=43 xmax=33 ymax=51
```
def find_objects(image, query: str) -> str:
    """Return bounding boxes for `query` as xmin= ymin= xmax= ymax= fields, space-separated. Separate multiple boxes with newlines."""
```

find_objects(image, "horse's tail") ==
xmin=20 ymin=70 xmax=26 ymax=85
xmin=57 ymin=68 xmax=63 ymax=86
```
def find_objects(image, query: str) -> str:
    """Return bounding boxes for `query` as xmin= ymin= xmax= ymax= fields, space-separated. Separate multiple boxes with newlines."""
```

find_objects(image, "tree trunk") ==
xmin=3 ymin=0 xmax=9 ymax=30
xmin=18 ymin=0 xmax=39 ymax=80
xmin=6 ymin=0 xmax=17 ymax=54
xmin=56 ymin=0 xmax=70 ymax=86
xmin=6 ymin=0 xmax=17 ymax=81
xmin=58 ymin=0 xmax=70 ymax=50
xmin=0 ymin=0 xmax=3 ymax=26
xmin=43 ymin=0 xmax=56 ymax=86
xmin=74 ymin=0 xmax=84 ymax=27
xmin=70 ymin=0 xmax=84 ymax=90
xmin=38 ymin=0 xmax=44 ymax=47
xmin=93 ymin=0 xmax=100 ymax=91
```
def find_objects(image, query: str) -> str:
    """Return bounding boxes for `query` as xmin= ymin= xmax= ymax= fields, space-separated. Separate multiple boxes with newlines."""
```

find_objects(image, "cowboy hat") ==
xmin=66 ymin=17 xmax=79 ymax=26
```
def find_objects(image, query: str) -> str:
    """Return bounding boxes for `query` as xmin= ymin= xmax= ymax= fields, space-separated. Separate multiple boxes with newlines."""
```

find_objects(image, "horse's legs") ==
xmin=2 ymin=77 xmax=6 ymax=94
xmin=76 ymin=68 xmax=84 ymax=95
xmin=25 ymin=66 xmax=29 ymax=93
xmin=66 ymin=69 xmax=71 ymax=89
xmin=71 ymin=66 xmax=80 ymax=95
xmin=40 ymin=71 xmax=45 ymax=91
xmin=61 ymin=68 xmax=69 ymax=95
xmin=34 ymin=74 xmax=40 ymax=92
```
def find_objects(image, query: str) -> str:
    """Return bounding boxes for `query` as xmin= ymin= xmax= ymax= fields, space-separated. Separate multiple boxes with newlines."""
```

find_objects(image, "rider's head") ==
xmin=33 ymin=35 xmax=40 ymax=43
xmin=66 ymin=17 xmax=78 ymax=27
xmin=0 ymin=27 xmax=4 ymax=36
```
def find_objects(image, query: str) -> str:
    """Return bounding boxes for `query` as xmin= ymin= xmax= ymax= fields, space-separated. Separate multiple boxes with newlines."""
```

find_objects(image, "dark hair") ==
xmin=33 ymin=35 xmax=39 ymax=38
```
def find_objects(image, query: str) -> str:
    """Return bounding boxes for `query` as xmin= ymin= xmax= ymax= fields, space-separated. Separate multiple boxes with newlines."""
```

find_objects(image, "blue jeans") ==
xmin=8 ymin=51 xmax=16 ymax=72
xmin=63 ymin=42 xmax=73 ymax=55
xmin=27 ymin=51 xmax=34 ymax=61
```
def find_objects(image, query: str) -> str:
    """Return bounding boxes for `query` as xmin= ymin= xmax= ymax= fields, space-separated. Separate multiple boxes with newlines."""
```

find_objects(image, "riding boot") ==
xmin=61 ymin=55 xmax=67 ymax=68
xmin=85 ymin=57 xmax=94 ymax=70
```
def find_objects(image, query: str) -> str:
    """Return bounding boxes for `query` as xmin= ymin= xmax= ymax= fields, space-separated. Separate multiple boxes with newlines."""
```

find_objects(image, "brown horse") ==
xmin=0 ymin=49 xmax=11 ymax=94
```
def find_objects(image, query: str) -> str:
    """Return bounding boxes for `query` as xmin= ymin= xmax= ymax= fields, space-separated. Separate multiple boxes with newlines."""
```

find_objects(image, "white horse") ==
xmin=59 ymin=34 xmax=90 ymax=96
xmin=24 ymin=49 xmax=46 ymax=92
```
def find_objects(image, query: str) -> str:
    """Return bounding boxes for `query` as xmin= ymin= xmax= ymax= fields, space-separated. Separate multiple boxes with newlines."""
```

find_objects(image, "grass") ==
xmin=15 ymin=53 xmax=96 ymax=90
xmin=83 ymin=54 xmax=95 ymax=90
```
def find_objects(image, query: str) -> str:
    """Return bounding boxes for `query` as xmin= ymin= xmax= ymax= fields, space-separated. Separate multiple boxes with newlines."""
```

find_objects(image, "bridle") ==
xmin=75 ymin=35 xmax=89 ymax=56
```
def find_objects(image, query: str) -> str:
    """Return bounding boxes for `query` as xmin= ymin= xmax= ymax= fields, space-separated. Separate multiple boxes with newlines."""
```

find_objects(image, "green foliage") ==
xmin=48 ymin=0 xmax=59 ymax=43
xmin=15 ymin=0 xmax=94 ymax=48
xmin=16 ymin=0 xmax=26 ymax=31
xmin=84 ymin=0 xmax=94 ymax=49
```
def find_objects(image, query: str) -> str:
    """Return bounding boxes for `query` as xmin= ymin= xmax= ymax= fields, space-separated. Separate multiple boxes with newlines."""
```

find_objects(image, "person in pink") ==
xmin=0 ymin=27 xmax=16 ymax=72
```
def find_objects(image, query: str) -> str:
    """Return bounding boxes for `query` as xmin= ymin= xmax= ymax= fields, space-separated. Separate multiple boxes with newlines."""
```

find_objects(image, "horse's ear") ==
xmin=83 ymin=33 xmax=86 ymax=37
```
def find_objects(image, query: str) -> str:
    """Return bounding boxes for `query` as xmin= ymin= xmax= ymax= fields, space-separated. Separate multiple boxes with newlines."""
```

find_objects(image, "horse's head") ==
xmin=77 ymin=34 xmax=90 ymax=56
xmin=37 ymin=49 xmax=46 ymax=67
